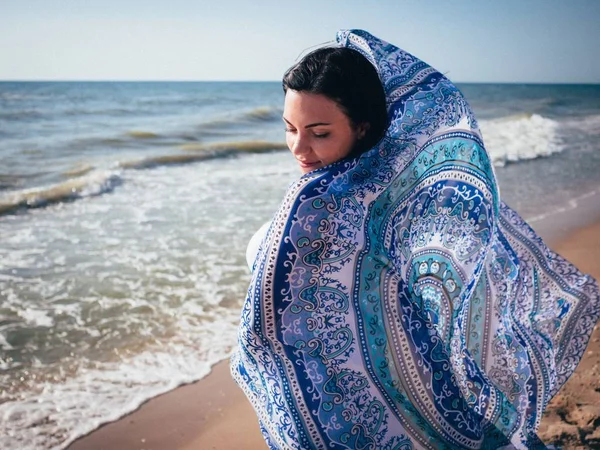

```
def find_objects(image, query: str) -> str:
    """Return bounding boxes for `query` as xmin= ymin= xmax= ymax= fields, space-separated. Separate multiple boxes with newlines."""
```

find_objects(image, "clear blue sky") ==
xmin=1 ymin=0 xmax=598 ymax=83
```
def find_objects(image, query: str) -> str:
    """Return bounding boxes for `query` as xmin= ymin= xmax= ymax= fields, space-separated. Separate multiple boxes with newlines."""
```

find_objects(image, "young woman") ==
xmin=232 ymin=29 xmax=600 ymax=449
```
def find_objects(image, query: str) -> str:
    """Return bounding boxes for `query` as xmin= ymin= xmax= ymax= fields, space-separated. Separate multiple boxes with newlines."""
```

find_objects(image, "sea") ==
xmin=1 ymin=81 xmax=599 ymax=449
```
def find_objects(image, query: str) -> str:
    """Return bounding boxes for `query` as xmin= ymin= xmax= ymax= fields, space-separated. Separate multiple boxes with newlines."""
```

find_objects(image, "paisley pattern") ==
xmin=231 ymin=29 xmax=600 ymax=449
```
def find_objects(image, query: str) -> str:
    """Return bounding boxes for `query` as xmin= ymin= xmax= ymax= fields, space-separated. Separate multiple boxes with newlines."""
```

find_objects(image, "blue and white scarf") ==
xmin=231 ymin=29 xmax=600 ymax=449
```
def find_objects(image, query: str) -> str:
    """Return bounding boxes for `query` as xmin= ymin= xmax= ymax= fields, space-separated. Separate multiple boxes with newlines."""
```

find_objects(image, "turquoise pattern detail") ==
xmin=231 ymin=29 xmax=600 ymax=449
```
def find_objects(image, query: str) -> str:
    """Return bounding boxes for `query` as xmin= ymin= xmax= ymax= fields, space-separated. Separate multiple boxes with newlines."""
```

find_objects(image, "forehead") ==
xmin=283 ymin=90 xmax=348 ymax=123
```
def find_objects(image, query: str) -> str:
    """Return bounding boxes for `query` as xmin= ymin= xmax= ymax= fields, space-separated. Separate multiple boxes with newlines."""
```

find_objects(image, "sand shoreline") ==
xmin=68 ymin=218 xmax=600 ymax=450
xmin=67 ymin=360 xmax=266 ymax=450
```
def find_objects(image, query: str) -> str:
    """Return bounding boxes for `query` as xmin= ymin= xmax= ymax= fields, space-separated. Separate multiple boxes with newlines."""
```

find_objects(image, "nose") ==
xmin=290 ymin=133 xmax=310 ymax=156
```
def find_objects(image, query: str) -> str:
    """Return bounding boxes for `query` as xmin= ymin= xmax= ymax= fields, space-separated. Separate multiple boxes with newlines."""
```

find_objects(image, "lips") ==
xmin=297 ymin=160 xmax=321 ymax=168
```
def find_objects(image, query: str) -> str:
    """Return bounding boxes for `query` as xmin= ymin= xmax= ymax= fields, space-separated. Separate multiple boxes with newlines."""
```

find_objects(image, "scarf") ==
xmin=231 ymin=29 xmax=600 ymax=450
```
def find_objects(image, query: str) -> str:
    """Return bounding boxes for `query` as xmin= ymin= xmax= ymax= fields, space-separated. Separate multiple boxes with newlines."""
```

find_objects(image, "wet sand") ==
xmin=67 ymin=360 xmax=266 ymax=450
xmin=537 ymin=221 xmax=600 ymax=449
xmin=68 ymin=220 xmax=600 ymax=450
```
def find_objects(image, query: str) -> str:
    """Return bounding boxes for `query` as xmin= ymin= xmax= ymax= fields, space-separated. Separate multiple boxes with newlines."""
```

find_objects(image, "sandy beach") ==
xmin=67 ymin=219 xmax=600 ymax=450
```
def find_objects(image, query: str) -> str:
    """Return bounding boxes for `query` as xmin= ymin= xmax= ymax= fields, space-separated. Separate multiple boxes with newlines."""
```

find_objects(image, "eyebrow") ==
xmin=283 ymin=117 xmax=331 ymax=128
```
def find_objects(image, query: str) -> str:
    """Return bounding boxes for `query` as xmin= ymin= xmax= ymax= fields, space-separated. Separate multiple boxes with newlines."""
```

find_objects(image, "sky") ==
xmin=0 ymin=0 xmax=598 ymax=83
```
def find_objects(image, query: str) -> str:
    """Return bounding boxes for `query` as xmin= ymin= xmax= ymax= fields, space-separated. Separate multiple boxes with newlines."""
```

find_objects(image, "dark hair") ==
xmin=282 ymin=47 xmax=388 ymax=154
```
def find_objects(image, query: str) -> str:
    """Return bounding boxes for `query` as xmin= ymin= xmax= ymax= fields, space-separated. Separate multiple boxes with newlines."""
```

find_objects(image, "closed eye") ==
xmin=314 ymin=133 xmax=329 ymax=138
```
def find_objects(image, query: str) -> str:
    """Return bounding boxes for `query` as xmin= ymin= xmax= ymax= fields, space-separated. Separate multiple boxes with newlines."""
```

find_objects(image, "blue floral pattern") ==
xmin=231 ymin=30 xmax=600 ymax=449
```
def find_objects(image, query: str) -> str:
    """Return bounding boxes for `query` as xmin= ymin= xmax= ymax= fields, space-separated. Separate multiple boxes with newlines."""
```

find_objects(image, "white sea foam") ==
xmin=0 ymin=344 xmax=236 ymax=450
xmin=18 ymin=309 xmax=54 ymax=328
xmin=0 ymin=170 xmax=123 ymax=215
xmin=0 ymin=151 xmax=297 ymax=450
xmin=479 ymin=114 xmax=563 ymax=166
xmin=0 ymin=332 xmax=14 ymax=350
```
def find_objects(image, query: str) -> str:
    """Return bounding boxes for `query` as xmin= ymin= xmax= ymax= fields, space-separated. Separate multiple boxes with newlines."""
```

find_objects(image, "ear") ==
xmin=356 ymin=122 xmax=370 ymax=140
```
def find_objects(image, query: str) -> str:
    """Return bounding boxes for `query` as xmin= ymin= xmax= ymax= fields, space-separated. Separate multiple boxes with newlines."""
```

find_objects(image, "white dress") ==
xmin=245 ymin=221 xmax=271 ymax=271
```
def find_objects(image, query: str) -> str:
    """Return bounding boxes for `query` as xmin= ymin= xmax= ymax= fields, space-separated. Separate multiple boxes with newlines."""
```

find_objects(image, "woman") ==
xmin=232 ymin=29 xmax=600 ymax=449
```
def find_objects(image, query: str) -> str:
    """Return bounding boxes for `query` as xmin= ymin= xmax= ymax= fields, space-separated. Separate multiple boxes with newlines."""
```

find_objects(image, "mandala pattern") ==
xmin=231 ymin=29 xmax=600 ymax=449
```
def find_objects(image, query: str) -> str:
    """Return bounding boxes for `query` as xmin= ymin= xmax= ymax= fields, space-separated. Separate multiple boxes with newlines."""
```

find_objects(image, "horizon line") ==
xmin=1 ymin=79 xmax=599 ymax=85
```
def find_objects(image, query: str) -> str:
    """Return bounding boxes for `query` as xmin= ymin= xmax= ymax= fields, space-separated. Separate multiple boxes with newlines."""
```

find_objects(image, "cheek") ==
xmin=310 ymin=140 xmax=336 ymax=163
xmin=327 ymin=137 xmax=355 ymax=162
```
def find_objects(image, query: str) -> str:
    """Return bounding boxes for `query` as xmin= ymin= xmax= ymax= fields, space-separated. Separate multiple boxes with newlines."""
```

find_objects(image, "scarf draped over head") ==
xmin=231 ymin=29 xmax=600 ymax=450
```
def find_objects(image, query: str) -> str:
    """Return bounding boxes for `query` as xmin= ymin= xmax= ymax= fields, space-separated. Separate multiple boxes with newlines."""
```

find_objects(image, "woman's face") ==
xmin=283 ymin=90 xmax=365 ymax=174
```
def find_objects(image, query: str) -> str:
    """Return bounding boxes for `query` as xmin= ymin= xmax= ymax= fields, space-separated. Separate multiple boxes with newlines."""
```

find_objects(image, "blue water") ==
xmin=0 ymin=82 xmax=284 ymax=193
xmin=0 ymin=81 xmax=599 ymax=449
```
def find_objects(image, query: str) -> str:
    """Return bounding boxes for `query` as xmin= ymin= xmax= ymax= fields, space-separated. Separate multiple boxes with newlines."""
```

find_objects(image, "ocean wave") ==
xmin=62 ymin=107 xmax=140 ymax=117
xmin=70 ymin=134 xmax=184 ymax=151
xmin=0 ymin=171 xmax=52 ymax=190
xmin=0 ymin=92 xmax=52 ymax=101
xmin=243 ymin=106 xmax=282 ymax=121
xmin=118 ymin=153 xmax=216 ymax=170
xmin=126 ymin=130 xmax=161 ymax=139
xmin=179 ymin=140 xmax=287 ymax=153
xmin=62 ymin=164 xmax=94 ymax=177
xmin=3 ymin=105 xmax=281 ymax=155
xmin=480 ymin=113 xmax=563 ymax=166
xmin=67 ymin=130 xmax=203 ymax=151
xmin=0 ymin=171 xmax=122 ymax=216
xmin=54 ymin=100 xmax=215 ymax=117
xmin=70 ymin=131 xmax=222 ymax=151
xmin=0 ymin=110 xmax=45 ymax=121
xmin=0 ymin=174 xmax=25 ymax=191
xmin=0 ymin=108 xmax=142 ymax=121
xmin=120 ymin=140 xmax=287 ymax=170
xmin=198 ymin=105 xmax=282 ymax=130
xmin=0 ymin=140 xmax=287 ymax=215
